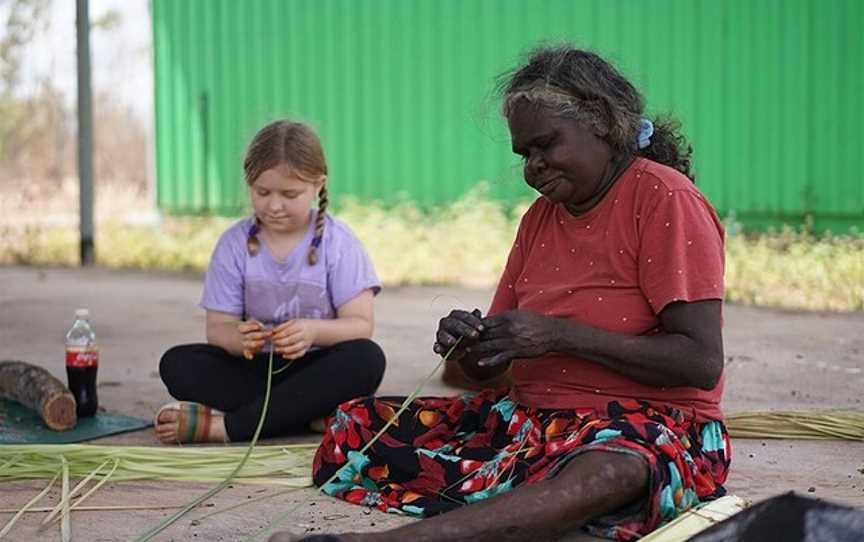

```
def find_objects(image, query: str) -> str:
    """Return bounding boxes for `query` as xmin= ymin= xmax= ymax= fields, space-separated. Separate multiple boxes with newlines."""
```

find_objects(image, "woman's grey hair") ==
xmin=502 ymin=80 xmax=624 ymax=145
xmin=499 ymin=46 xmax=695 ymax=180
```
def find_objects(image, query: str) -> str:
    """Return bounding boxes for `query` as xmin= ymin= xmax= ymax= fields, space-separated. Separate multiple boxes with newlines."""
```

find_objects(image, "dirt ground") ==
xmin=1 ymin=265 xmax=863 ymax=541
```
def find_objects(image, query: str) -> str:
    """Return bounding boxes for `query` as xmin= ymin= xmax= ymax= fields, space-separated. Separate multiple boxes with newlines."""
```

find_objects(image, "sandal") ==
xmin=154 ymin=401 xmax=224 ymax=444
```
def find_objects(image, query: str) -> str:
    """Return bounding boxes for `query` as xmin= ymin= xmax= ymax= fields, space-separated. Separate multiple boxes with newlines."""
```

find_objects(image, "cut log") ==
xmin=0 ymin=360 xmax=77 ymax=431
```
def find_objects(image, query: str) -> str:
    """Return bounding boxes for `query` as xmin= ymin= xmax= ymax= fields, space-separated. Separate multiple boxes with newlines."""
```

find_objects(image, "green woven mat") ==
xmin=0 ymin=399 xmax=151 ymax=444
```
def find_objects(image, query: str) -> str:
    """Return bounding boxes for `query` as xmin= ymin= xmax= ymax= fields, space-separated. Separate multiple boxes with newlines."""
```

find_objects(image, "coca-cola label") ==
xmin=66 ymin=348 xmax=99 ymax=368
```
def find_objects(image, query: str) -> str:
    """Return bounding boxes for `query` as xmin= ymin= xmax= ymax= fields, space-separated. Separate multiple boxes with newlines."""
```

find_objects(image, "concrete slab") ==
xmin=1 ymin=266 xmax=863 ymax=541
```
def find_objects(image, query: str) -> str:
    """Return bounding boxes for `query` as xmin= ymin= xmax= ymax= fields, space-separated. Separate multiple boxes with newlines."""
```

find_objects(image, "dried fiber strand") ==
xmin=0 ymin=472 xmax=58 ymax=539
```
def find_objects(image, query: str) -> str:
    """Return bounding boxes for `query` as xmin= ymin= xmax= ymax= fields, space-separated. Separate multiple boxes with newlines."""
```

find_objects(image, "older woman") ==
xmin=276 ymin=46 xmax=730 ymax=542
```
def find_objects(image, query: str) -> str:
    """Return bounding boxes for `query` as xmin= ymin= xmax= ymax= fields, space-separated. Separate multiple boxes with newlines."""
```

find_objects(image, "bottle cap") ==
xmin=75 ymin=308 xmax=90 ymax=318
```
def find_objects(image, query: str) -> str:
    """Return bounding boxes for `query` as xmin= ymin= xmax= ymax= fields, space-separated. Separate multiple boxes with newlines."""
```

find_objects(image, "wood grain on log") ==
xmin=0 ymin=360 xmax=77 ymax=431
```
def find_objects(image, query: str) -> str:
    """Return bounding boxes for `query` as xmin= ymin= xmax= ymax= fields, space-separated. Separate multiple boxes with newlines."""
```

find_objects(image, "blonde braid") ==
xmin=307 ymin=186 xmax=328 ymax=265
xmin=247 ymin=216 xmax=262 ymax=256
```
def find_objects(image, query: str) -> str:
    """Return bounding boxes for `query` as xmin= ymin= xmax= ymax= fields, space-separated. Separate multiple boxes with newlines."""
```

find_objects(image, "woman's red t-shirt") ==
xmin=489 ymin=158 xmax=726 ymax=422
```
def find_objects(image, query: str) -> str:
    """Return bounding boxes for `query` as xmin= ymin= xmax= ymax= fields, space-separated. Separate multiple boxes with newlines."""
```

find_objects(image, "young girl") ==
xmin=155 ymin=120 xmax=385 ymax=444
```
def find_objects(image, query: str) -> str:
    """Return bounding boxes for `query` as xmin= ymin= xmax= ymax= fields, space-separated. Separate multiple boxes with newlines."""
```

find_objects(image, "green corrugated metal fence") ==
xmin=153 ymin=0 xmax=864 ymax=232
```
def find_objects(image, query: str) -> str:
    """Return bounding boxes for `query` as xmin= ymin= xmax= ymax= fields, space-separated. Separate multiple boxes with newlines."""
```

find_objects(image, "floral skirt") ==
xmin=312 ymin=389 xmax=731 ymax=540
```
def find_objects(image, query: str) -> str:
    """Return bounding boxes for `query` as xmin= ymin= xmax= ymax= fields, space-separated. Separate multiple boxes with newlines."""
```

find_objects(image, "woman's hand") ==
xmin=238 ymin=319 xmax=272 ymax=360
xmin=433 ymin=309 xmax=484 ymax=361
xmin=470 ymin=310 xmax=563 ymax=367
xmin=272 ymin=319 xmax=319 ymax=360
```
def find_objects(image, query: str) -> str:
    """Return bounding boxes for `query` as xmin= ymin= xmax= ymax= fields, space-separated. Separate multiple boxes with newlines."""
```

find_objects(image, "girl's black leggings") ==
xmin=159 ymin=339 xmax=386 ymax=441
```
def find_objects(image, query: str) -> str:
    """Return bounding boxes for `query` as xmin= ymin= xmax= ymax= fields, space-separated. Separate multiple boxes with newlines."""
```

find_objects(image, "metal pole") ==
xmin=76 ymin=0 xmax=95 ymax=265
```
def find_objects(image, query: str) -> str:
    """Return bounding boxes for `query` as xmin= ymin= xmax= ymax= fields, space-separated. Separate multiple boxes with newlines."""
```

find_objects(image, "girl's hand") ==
xmin=433 ymin=309 xmax=484 ymax=362
xmin=272 ymin=319 xmax=318 ymax=360
xmin=238 ymin=319 xmax=272 ymax=360
xmin=470 ymin=310 xmax=562 ymax=367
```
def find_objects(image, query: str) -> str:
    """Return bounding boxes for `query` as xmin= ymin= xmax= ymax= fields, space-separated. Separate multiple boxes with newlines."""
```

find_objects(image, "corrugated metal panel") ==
xmin=153 ymin=0 xmax=864 ymax=231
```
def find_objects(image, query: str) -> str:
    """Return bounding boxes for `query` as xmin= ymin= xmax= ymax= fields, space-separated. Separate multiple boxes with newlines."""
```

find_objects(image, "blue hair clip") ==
xmin=637 ymin=119 xmax=654 ymax=150
xmin=311 ymin=237 xmax=322 ymax=249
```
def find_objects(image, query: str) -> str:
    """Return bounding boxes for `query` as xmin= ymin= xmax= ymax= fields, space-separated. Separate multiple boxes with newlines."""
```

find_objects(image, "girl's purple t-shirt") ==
xmin=200 ymin=212 xmax=380 ymax=325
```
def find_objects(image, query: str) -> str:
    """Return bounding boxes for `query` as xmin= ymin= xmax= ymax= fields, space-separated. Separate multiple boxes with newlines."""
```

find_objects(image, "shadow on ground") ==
xmin=1 ymin=266 xmax=863 ymax=541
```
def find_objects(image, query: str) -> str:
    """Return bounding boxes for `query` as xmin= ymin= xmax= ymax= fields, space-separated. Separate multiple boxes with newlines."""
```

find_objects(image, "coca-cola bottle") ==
xmin=65 ymin=308 xmax=99 ymax=417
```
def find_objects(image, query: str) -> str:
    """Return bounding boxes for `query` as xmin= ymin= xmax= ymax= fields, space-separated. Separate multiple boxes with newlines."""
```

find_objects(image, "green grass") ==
xmin=725 ymin=228 xmax=864 ymax=311
xmin=1 ymin=192 xmax=861 ymax=311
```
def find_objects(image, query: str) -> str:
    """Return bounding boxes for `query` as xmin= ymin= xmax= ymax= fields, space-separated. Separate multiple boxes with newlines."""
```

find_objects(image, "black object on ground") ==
xmin=689 ymin=492 xmax=864 ymax=542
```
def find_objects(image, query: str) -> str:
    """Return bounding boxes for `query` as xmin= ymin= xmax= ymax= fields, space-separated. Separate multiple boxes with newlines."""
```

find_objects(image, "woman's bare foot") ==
xmin=154 ymin=402 xmax=228 ymax=444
